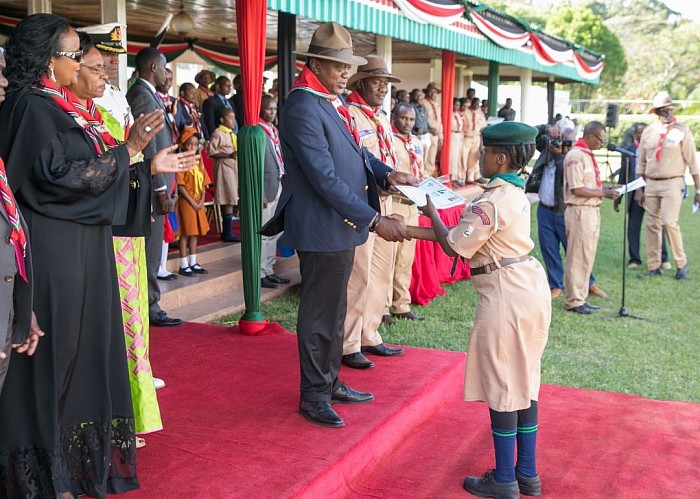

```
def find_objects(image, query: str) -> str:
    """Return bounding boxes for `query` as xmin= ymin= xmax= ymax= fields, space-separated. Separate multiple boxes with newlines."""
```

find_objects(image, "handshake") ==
xmin=374 ymin=213 xmax=410 ymax=242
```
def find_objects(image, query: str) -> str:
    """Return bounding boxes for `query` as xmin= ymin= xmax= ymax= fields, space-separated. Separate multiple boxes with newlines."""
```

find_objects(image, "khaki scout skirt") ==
xmin=464 ymin=256 xmax=550 ymax=412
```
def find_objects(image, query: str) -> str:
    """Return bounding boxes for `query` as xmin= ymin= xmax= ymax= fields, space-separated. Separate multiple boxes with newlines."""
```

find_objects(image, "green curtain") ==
xmin=237 ymin=125 xmax=265 ymax=322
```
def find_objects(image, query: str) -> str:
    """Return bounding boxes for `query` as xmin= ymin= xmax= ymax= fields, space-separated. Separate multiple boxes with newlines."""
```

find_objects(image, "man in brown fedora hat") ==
xmin=424 ymin=81 xmax=443 ymax=176
xmin=341 ymin=55 xmax=405 ymax=370
xmin=263 ymin=22 xmax=418 ymax=428
xmin=636 ymin=91 xmax=699 ymax=280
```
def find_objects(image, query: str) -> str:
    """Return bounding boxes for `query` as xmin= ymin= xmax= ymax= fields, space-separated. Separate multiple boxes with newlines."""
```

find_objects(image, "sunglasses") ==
xmin=54 ymin=50 xmax=84 ymax=62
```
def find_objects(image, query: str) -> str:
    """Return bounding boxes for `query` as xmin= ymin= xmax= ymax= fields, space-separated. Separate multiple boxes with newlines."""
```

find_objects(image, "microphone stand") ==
xmin=609 ymin=148 xmax=648 ymax=321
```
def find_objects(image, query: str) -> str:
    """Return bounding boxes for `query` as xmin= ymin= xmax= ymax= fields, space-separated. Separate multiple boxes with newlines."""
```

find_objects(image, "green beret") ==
xmin=482 ymin=121 xmax=538 ymax=146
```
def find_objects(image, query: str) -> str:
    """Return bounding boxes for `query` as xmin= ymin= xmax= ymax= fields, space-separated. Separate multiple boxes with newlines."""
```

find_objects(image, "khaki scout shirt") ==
xmin=563 ymin=146 xmax=602 ymax=207
xmin=463 ymin=108 xmax=486 ymax=138
xmin=424 ymin=97 xmax=443 ymax=138
xmin=637 ymin=120 xmax=698 ymax=179
xmin=349 ymin=105 xmax=397 ymax=169
xmin=447 ymin=179 xmax=534 ymax=269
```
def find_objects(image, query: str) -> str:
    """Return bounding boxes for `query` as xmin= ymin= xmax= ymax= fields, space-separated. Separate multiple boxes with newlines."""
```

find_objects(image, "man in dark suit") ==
xmin=0 ymin=48 xmax=43 ymax=391
xmin=126 ymin=48 xmax=183 ymax=327
xmin=267 ymin=22 xmax=416 ymax=428
xmin=201 ymin=76 xmax=234 ymax=140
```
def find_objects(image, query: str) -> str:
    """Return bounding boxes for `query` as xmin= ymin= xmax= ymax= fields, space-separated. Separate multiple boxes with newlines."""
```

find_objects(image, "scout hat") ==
xmin=426 ymin=81 xmax=441 ymax=93
xmin=294 ymin=22 xmax=367 ymax=66
xmin=648 ymin=91 xmax=675 ymax=113
xmin=76 ymin=23 xmax=126 ymax=54
xmin=482 ymin=121 xmax=537 ymax=146
xmin=346 ymin=55 xmax=401 ymax=90
xmin=178 ymin=126 xmax=199 ymax=146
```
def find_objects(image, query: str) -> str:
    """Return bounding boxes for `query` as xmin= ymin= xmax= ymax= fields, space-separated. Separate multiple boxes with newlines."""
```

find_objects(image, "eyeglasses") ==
xmin=593 ymin=133 xmax=606 ymax=145
xmin=80 ymin=64 xmax=107 ymax=76
xmin=53 ymin=50 xmax=84 ymax=62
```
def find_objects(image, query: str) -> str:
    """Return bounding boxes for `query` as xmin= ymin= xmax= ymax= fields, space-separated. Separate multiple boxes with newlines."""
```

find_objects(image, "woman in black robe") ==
xmin=0 ymin=14 xmax=196 ymax=498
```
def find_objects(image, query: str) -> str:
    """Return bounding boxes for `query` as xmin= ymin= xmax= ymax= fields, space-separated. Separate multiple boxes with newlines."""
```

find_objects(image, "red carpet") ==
xmin=128 ymin=323 xmax=700 ymax=498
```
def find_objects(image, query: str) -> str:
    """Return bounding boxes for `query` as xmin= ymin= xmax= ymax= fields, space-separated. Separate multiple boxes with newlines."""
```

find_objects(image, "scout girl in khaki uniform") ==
xmin=409 ymin=122 xmax=550 ymax=499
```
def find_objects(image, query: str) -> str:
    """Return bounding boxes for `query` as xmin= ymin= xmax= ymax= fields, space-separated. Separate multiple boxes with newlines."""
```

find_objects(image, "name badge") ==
xmin=359 ymin=129 xmax=375 ymax=138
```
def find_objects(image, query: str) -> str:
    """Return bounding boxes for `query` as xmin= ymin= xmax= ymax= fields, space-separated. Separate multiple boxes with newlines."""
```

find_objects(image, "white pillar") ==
xmin=464 ymin=68 xmax=474 ymax=95
xmin=27 ymin=0 xmax=51 ymax=14
xmin=455 ymin=65 xmax=465 ymax=98
xmin=101 ymin=0 xmax=128 ymax=90
xmin=375 ymin=34 xmax=393 ymax=115
xmin=519 ymin=68 xmax=532 ymax=124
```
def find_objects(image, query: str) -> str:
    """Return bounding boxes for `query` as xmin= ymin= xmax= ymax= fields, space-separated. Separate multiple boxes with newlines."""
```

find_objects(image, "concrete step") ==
xmin=159 ymin=240 xmax=299 ymax=322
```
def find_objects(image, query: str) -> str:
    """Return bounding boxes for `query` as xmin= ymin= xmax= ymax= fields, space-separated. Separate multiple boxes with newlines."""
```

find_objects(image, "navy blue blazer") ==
xmin=273 ymin=90 xmax=392 ymax=252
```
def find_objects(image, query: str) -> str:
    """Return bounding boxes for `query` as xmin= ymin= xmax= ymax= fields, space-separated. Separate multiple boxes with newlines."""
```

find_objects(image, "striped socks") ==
xmin=491 ymin=426 xmax=517 ymax=483
xmin=515 ymin=423 xmax=538 ymax=478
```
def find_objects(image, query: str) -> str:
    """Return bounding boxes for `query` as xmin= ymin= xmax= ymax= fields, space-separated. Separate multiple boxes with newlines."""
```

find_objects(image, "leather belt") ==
xmin=471 ymin=256 xmax=530 ymax=276
xmin=393 ymin=197 xmax=414 ymax=205
xmin=647 ymin=176 xmax=683 ymax=180
xmin=540 ymin=204 xmax=557 ymax=212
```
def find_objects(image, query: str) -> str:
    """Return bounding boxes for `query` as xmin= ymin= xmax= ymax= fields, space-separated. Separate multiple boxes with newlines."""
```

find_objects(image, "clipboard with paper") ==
xmin=396 ymin=177 xmax=465 ymax=209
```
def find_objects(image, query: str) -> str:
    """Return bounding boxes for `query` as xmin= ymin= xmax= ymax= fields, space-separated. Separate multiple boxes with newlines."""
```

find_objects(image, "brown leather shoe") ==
xmin=392 ymin=311 xmax=424 ymax=321
xmin=381 ymin=314 xmax=395 ymax=326
xmin=550 ymin=288 xmax=563 ymax=299
xmin=588 ymin=284 xmax=608 ymax=298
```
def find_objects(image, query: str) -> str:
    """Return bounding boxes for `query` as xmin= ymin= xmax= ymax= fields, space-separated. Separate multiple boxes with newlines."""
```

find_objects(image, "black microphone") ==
xmin=607 ymin=143 xmax=636 ymax=158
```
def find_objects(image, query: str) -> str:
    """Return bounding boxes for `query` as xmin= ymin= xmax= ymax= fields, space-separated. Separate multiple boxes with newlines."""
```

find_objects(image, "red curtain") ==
xmin=440 ymin=50 xmax=456 ymax=177
xmin=235 ymin=0 xmax=267 ymax=126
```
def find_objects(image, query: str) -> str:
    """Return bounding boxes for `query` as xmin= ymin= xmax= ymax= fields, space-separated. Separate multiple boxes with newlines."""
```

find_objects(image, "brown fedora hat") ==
xmin=294 ymin=22 xmax=367 ymax=66
xmin=346 ymin=55 xmax=402 ymax=90
xmin=648 ymin=91 xmax=675 ymax=113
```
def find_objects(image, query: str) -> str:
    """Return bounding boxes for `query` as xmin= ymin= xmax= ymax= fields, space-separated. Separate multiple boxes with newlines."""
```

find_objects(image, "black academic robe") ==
xmin=0 ymin=87 xmax=138 ymax=498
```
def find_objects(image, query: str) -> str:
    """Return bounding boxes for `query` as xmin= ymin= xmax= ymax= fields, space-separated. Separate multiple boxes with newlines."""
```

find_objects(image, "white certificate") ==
xmin=396 ymin=178 xmax=466 ymax=209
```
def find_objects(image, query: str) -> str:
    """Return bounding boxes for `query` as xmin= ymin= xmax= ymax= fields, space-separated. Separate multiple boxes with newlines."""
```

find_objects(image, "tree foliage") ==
xmin=545 ymin=6 xmax=627 ymax=99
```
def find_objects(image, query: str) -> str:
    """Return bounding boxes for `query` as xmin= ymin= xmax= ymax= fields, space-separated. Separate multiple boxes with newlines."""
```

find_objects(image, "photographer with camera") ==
xmin=526 ymin=126 xmax=603 ymax=299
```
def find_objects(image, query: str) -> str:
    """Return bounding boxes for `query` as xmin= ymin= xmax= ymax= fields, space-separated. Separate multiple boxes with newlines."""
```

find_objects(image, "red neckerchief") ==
xmin=62 ymin=86 xmax=119 ymax=150
xmin=656 ymin=118 xmax=676 ymax=161
xmin=179 ymin=97 xmax=204 ymax=137
xmin=36 ymin=77 xmax=108 ymax=154
xmin=391 ymin=124 xmax=423 ymax=178
xmin=291 ymin=66 xmax=360 ymax=148
xmin=425 ymin=97 xmax=439 ymax=122
xmin=346 ymin=91 xmax=397 ymax=166
xmin=0 ymin=158 xmax=27 ymax=282
xmin=258 ymin=119 xmax=285 ymax=175
xmin=573 ymin=138 xmax=602 ymax=189
xmin=452 ymin=111 xmax=464 ymax=131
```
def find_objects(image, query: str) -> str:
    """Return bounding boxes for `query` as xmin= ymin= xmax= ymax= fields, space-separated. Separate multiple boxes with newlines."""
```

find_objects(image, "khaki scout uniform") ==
xmin=390 ymin=132 xmax=425 ymax=315
xmin=637 ymin=121 xmax=699 ymax=270
xmin=424 ymin=97 xmax=443 ymax=176
xmin=563 ymin=146 xmax=602 ymax=309
xmin=450 ymin=111 xmax=464 ymax=180
xmin=343 ymin=106 xmax=396 ymax=355
xmin=462 ymin=108 xmax=486 ymax=182
xmin=447 ymin=179 xmax=550 ymax=412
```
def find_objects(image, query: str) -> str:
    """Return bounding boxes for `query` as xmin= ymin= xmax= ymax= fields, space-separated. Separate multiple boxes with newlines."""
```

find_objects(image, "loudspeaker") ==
xmin=605 ymin=104 xmax=619 ymax=128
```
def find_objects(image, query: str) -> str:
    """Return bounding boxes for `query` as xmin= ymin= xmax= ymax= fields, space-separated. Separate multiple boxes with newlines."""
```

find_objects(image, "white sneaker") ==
xmin=153 ymin=377 xmax=165 ymax=389
xmin=661 ymin=261 xmax=672 ymax=270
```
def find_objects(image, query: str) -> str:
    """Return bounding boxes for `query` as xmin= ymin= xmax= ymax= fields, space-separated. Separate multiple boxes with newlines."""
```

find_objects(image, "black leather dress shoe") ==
xmin=361 ymin=343 xmax=404 ymax=357
xmin=221 ymin=234 xmax=241 ymax=243
xmin=261 ymin=277 xmax=278 ymax=289
xmin=150 ymin=311 xmax=184 ymax=327
xmin=331 ymin=382 xmax=374 ymax=404
xmin=266 ymin=273 xmax=290 ymax=284
xmin=640 ymin=267 xmax=663 ymax=277
xmin=516 ymin=472 xmax=542 ymax=497
xmin=178 ymin=267 xmax=194 ymax=277
xmin=676 ymin=264 xmax=688 ymax=280
xmin=566 ymin=303 xmax=598 ymax=315
xmin=341 ymin=352 xmax=375 ymax=369
xmin=392 ymin=311 xmax=425 ymax=321
xmin=157 ymin=273 xmax=178 ymax=281
xmin=463 ymin=470 xmax=519 ymax=499
xmin=298 ymin=401 xmax=345 ymax=428
xmin=190 ymin=264 xmax=208 ymax=275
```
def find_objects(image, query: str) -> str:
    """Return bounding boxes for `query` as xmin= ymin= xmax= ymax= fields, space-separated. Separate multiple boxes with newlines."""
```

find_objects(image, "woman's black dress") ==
xmin=0 ymin=87 xmax=138 ymax=498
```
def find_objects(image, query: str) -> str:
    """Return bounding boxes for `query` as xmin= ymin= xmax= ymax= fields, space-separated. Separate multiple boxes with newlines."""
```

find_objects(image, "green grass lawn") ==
xmin=216 ymin=193 xmax=700 ymax=403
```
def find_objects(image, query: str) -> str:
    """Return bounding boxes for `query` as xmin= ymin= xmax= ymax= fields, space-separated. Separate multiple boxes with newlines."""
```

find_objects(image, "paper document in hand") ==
xmin=615 ymin=177 xmax=646 ymax=195
xmin=396 ymin=178 xmax=465 ymax=209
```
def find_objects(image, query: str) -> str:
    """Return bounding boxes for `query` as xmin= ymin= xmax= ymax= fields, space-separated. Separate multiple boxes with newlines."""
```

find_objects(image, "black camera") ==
xmin=562 ymin=139 xmax=573 ymax=147
xmin=549 ymin=138 xmax=561 ymax=148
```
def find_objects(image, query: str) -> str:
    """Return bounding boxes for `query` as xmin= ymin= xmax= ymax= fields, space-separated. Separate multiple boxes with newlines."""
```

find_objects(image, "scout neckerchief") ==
xmin=189 ymin=157 xmax=205 ymax=199
xmin=216 ymin=123 xmax=238 ymax=156
xmin=655 ymin=117 xmax=676 ymax=161
xmin=0 ymin=157 xmax=27 ymax=282
xmin=179 ymin=97 xmax=204 ymax=137
xmin=452 ymin=110 xmax=464 ymax=132
xmin=346 ymin=90 xmax=397 ymax=165
xmin=391 ymin=124 xmax=423 ymax=178
xmin=490 ymin=172 xmax=525 ymax=189
xmin=573 ymin=138 xmax=602 ymax=189
xmin=63 ymin=86 xmax=120 ymax=150
xmin=36 ymin=77 xmax=112 ymax=154
xmin=291 ymin=66 xmax=361 ymax=148
xmin=156 ymin=92 xmax=180 ymax=142
xmin=258 ymin=119 xmax=285 ymax=176
xmin=425 ymin=96 xmax=439 ymax=123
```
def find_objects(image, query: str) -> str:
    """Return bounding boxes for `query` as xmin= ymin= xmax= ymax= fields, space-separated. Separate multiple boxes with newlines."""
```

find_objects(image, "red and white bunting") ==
xmin=393 ymin=0 xmax=465 ymax=26
xmin=469 ymin=11 xmax=530 ymax=49
xmin=529 ymin=35 xmax=573 ymax=66
xmin=573 ymin=52 xmax=604 ymax=81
